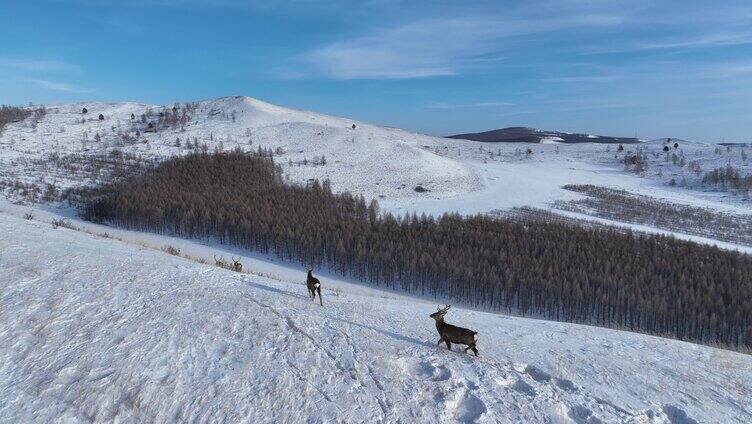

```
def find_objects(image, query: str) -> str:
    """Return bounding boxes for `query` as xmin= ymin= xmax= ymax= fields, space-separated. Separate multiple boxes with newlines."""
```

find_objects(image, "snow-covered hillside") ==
xmin=2 ymin=96 xmax=750 ymax=254
xmin=2 ymin=208 xmax=751 ymax=423
xmin=0 ymin=96 xmax=481 ymax=204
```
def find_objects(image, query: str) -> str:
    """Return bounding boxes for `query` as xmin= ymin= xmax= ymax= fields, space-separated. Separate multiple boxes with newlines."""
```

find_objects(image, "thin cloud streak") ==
xmin=543 ymin=75 xmax=624 ymax=83
xmin=0 ymin=58 xmax=81 ymax=74
xmin=641 ymin=32 xmax=752 ymax=50
xmin=579 ymin=31 xmax=752 ymax=55
xmin=301 ymin=11 xmax=628 ymax=80
xmin=27 ymin=78 xmax=90 ymax=93
xmin=426 ymin=101 xmax=514 ymax=110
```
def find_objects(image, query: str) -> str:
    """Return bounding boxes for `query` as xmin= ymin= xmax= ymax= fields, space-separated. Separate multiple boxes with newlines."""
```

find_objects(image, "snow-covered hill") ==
xmin=2 ymin=96 xmax=749 ymax=251
xmin=0 ymin=96 xmax=481 ymax=204
xmin=1 ymin=207 xmax=751 ymax=423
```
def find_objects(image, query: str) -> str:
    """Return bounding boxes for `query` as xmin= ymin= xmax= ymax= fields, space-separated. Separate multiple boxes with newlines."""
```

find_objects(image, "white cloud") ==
xmin=426 ymin=101 xmax=514 ymax=109
xmin=301 ymin=11 xmax=628 ymax=80
xmin=27 ymin=78 xmax=90 ymax=93
xmin=0 ymin=58 xmax=81 ymax=74
xmin=578 ymin=30 xmax=752 ymax=55
xmin=641 ymin=32 xmax=752 ymax=50
xmin=543 ymin=75 xmax=624 ymax=83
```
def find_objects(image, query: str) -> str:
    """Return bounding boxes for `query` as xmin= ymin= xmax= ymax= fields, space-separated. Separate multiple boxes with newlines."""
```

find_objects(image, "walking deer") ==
xmin=306 ymin=268 xmax=322 ymax=306
xmin=430 ymin=305 xmax=478 ymax=356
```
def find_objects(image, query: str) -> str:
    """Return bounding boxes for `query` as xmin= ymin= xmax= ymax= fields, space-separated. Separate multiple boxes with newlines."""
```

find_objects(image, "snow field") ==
xmin=2 ymin=210 xmax=751 ymax=423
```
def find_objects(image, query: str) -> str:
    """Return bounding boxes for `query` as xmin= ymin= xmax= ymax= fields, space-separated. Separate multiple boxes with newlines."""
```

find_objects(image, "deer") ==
xmin=306 ymin=268 xmax=322 ymax=306
xmin=429 ymin=305 xmax=479 ymax=356
xmin=214 ymin=255 xmax=228 ymax=268
xmin=231 ymin=257 xmax=242 ymax=272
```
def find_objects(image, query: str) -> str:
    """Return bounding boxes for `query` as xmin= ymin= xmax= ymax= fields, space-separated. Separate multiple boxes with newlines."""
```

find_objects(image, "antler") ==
xmin=437 ymin=305 xmax=451 ymax=313
xmin=232 ymin=256 xmax=240 ymax=263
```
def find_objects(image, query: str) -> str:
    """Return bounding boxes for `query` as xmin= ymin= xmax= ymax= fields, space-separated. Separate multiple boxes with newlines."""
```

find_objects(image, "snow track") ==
xmin=1 ymin=212 xmax=751 ymax=423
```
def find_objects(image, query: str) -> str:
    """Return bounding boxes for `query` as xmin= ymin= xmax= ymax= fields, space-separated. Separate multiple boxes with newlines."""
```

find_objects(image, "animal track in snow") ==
xmin=512 ymin=379 xmax=537 ymax=397
xmin=554 ymin=377 xmax=577 ymax=392
xmin=404 ymin=358 xmax=452 ymax=382
xmin=524 ymin=364 xmax=552 ymax=383
xmin=444 ymin=386 xmax=487 ymax=423
xmin=567 ymin=404 xmax=603 ymax=424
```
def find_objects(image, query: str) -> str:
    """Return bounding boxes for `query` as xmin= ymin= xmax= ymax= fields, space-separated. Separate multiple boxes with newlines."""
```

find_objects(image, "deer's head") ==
xmin=430 ymin=305 xmax=450 ymax=321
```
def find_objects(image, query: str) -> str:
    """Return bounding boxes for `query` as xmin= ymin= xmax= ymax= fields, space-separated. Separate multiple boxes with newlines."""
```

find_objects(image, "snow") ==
xmin=2 ymin=96 xmax=752 ymax=421
xmin=0 ymin=96 xmax=481 ymax=204
xmin=540 ymin=136 xmax=564 ymax=144
xmin=2 ymin=96 xmax=749 ymax=239
xmin=2 ymin=207 xmax=751 ymax=423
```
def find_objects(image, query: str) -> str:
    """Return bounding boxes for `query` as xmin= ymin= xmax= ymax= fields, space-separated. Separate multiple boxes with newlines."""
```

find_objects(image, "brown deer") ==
xmin=231 ymin=257 xmax=243 ymax=272
xmin=306 ymin=268 xmax=322 ymax=306
xmin=429 ymin=305 xmax=478 ymax=356
xmin=214 ymin=255 xmax=228 ymax=268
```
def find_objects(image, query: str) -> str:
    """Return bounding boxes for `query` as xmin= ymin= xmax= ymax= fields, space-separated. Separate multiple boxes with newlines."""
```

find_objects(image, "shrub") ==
xmin=51 ymin=218 xmax=77 ymax=230
xmin=162 ymin=245 xmax=181 ymax=256
xmin=0 ymin=105 xmax=33 ymax=134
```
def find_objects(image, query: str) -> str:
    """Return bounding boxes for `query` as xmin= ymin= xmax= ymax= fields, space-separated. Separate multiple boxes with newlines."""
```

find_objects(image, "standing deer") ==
xmin=214 ymin=255 xmax=228 ymax=268
xmin=306 ymin=268 xmax=322 ymax=306
xmin=429 ymin=305 xmax=478 ymax=356
xmin=231 ymin=257 xmax=243 ymax=272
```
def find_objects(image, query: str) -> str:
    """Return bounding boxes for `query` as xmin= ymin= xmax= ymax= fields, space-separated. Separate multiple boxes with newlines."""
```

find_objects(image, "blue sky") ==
xmin=1 ymin=0 xmax=751 ymax=141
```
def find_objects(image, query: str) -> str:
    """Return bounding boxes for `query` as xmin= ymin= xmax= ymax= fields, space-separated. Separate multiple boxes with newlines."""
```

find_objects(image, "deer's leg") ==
xmin=437 ymin=338 xmax=444 ymax=345
xmin=470 ymin=345 xmax=478 ymax=356
xmin=317 ymin=288 xmax=322 ymax=306
xmin=444 ymin=340 xmax=452 ymax=351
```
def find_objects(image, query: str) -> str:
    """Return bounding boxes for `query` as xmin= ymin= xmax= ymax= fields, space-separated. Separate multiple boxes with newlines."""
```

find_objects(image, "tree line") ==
xmin=80 ymin=150 xmax=752 ymax=349
xmin=703 ymin=165 xmax=752 ymax=194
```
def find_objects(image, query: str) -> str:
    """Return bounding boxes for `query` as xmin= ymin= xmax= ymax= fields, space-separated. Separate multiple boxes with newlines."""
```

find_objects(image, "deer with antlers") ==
xmin=231 ymin=257 xmax=242 ymax=272
xmin=429 ymin=305 xmax=479 ymax=356
xmin=214 ymin=255 xmax=243 ymax=272
xmin=306 ymin=268 xmax=322 ymax=306
xmin=214 ymin=255 xmax=228 ymax=268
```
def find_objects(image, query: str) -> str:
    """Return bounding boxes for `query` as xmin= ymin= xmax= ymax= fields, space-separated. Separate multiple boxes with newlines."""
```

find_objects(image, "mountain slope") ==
xmin=1 ymin=209 xmax=750 ymax=423
xmin=2 ymin=95 xmax=750 ymax=255
xmin=449 ymin=127 xmax=640 ymax=144
xmin=0 ymin=96 xmax=481 ymax=204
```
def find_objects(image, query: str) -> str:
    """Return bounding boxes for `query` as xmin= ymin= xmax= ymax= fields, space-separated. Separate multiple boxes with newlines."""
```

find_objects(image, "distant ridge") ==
xmin=448 ymin=126 xmax=640 ymax=144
